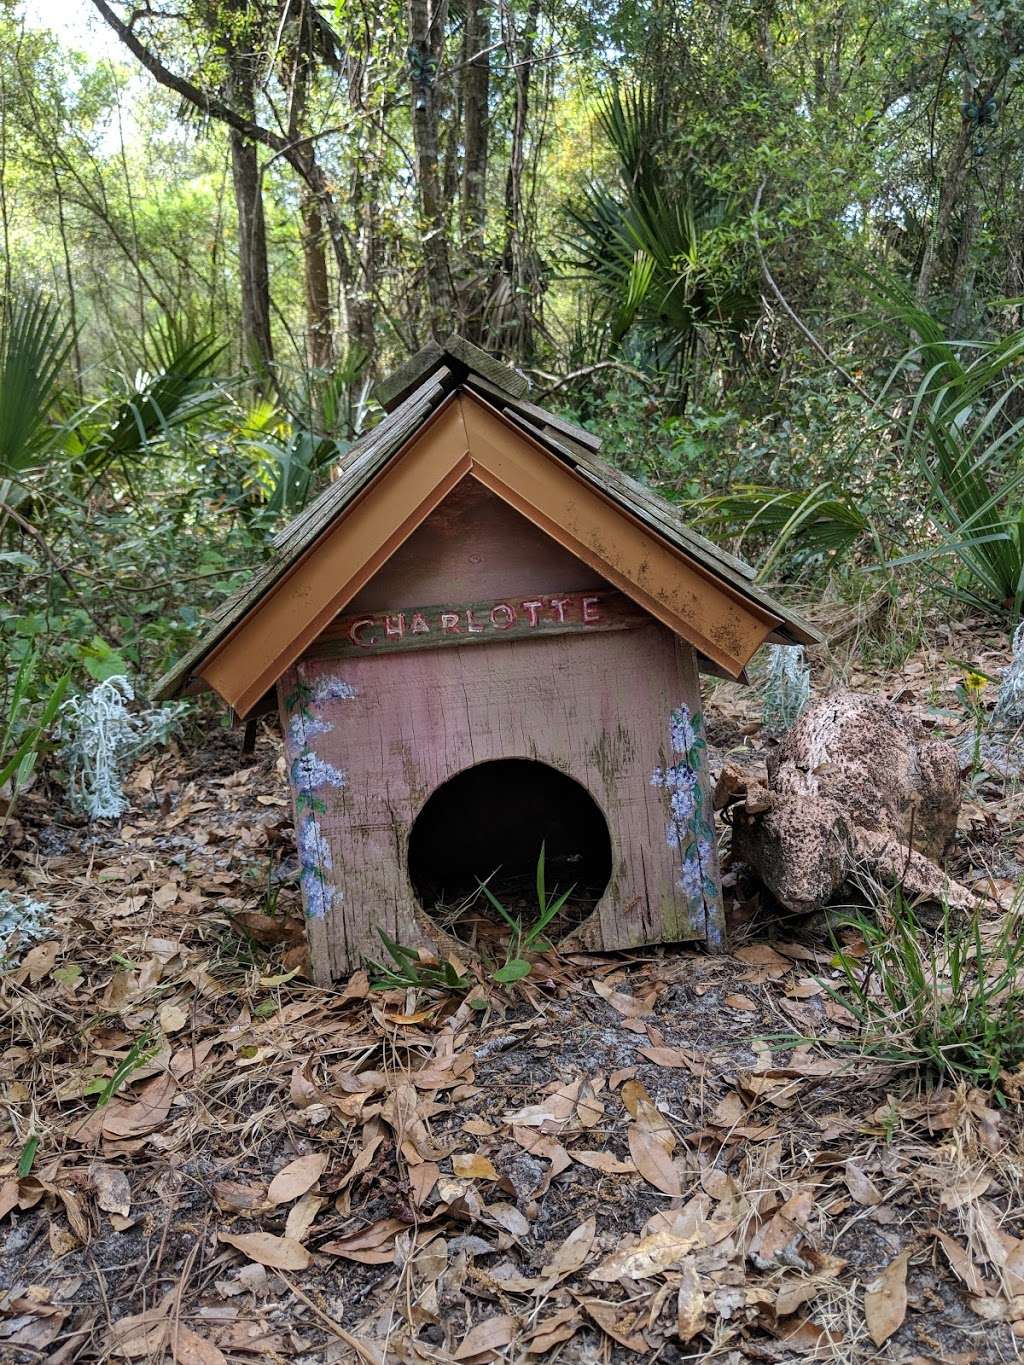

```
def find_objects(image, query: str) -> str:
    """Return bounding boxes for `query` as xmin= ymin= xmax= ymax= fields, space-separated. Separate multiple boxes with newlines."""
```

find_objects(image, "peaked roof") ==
xmin=155 ymin=338 xmax=819 ymax=714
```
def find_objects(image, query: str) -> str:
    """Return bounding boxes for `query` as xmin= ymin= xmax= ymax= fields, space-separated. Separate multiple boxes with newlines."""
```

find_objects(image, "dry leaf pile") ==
xmin=2 ymin=613 xmax=1024 ymax=1362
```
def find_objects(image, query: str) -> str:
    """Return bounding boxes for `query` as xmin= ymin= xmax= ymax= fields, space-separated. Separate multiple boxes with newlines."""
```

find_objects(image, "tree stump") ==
xmin=731 ymin=691 xmax=981 ymax=913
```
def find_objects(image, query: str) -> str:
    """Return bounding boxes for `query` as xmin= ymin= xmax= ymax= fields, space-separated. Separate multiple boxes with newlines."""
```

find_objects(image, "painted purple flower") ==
xmin=668 ymin=769 xmax=697 ymax=823
xmin=286 ymin=713 xmax=332 ymax=754
xmin=670 ymin=705 xmax=697 ymax=756
xmin=313 ymin=676 xmax=358 ymax=703
xmin=291 ymin=751 xmax=345 ymax=793
xmin=300 ymin=870 xmax=336 ymax=919
xmin=679 ymin=854 xmax=704 ymax=899
xmin=653 ymin=755 xmax=698 ymax=825
xmin=298 ymin=816 xmax=333 ymax=870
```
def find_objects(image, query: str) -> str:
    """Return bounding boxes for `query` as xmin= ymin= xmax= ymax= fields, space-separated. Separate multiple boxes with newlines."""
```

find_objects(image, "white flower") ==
xmin=301 ymin=870 xmax=336 ymax=919
xmin=291 ymin=751 xmax=345 ymax=793
xmin=679 ymin=854 xmax=704 ymax=899
xmin=313 ymin=676 xmax=358 ymax=703
xmin=670 ymin=705 xmax=697 ymax=756
xmin=298 ymin=817 xmax=333 ymax=870
xmin=669 ymin=770 xmax=697 ymax=823
xmin=287 ymin=713 xmax=332 ymax=753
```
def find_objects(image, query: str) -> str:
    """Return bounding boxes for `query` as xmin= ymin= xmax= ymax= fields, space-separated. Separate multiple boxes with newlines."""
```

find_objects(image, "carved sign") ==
xmin=305 ymin=589 xmax=650 ymax=659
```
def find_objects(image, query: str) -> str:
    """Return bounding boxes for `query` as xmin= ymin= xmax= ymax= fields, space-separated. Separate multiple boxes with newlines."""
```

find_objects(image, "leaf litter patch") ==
xmin=3 ymin=619 xmax=1024 ymax=1361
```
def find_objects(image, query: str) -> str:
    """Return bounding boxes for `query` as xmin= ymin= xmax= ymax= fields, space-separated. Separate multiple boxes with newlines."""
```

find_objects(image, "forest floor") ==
xmin=3 ymin=603 xmax=1024 ymax=1364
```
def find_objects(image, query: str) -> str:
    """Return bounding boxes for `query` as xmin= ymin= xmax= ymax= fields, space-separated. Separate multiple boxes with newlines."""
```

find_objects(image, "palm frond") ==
xmin=870 ymin=276 xmax=1024 ymax=616
xmin=76 ymin=333 xmax=226 ymax=474
xmin=563 ymin=85 xmax=756 ymax=381
xmin=0 ymin=291 xmax=73 ymax=478
xmin=689 ymin=483 xmax=873 ymax=576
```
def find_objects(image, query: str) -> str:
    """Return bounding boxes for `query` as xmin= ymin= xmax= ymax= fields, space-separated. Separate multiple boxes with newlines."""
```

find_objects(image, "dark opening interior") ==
xmin=407 ymin=759 xmax=613 ymax=944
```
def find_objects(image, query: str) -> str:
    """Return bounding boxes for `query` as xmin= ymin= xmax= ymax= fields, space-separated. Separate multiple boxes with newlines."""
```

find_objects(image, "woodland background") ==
xmin=6 ymin=0 xmax=1024 ymax=709
xmin=7 ymin=6 xmax=1024 ymax=1359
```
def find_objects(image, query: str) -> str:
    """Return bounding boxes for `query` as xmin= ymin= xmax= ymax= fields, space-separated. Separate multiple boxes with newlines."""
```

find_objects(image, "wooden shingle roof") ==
xmin=154 ymin=339 xmax=819 ymax=710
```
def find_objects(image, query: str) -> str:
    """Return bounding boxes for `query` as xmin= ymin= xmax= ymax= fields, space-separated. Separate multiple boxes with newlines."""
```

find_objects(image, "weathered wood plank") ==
xmin=443 ymin=334 xmax=529 ymax=397
xmin=374 ymin=333 xmax=527 ymax=412
xmin=279 ymin=625 xmax=722 ymax=984
xmin=305 ymin=588 xmax=649 ymax=659
xmin=464 ymin=374 xmax=603 ymax=451
xmin=345 ymin=478 xmax=605 ymax=611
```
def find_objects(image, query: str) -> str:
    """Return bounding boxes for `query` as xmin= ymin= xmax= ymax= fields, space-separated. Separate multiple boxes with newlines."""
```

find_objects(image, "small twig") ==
xmin=529 ymin=359 xmax=658 ymax=397
xmin=274 ymin=1270 xmax=381 ymax=1360
xmin=752 ymin=180 xmax=879 ymax=409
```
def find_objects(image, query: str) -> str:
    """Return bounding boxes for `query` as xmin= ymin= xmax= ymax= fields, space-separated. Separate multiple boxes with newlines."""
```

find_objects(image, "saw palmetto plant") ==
xmin=564 ymin=86 xmax=757 ymax=398
xmin=876 ymin=280 xmax=1024 ymax=619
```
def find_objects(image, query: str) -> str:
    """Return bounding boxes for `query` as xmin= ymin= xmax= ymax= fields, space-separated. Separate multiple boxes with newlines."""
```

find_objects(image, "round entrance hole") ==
xmin=407 ymin=759 xmax=612 ymax=945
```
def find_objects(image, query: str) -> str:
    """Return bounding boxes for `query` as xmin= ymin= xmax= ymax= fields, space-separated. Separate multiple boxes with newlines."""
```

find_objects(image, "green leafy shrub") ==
xmin=881 ymin=285 xmax=1024 ymax=618
xmin=0 ymin=649 xmax=68 ymax=824
xmin=824 ymin=895 xmax=1024 ymax=1096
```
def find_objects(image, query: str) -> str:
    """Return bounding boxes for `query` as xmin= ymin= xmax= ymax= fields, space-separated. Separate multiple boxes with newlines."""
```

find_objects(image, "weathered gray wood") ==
xmin=464 ymin=374 xmax=602 ymax=451
xmin=305 ymin=588 xmax=650 ymax=659
xmin=374 ymin=333 xmax=528 ymax=413
xmin=441 ymin=334 xmax=528 ymax=398
xmin=371 ymin=340 xmax=446 ymax=413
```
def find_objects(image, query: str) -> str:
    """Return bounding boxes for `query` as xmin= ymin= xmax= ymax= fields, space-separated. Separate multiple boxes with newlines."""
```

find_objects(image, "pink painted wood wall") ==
xmin=346 ymin=478 xmax=609 ymax=609
xmin=277 ymin=483 xmax=725 ymax=983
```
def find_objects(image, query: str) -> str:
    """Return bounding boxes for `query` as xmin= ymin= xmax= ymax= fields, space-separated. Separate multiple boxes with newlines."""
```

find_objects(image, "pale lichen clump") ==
xmin=762 ymin=644 xmax=811 ymax=736
xmin=59 ymin=675 xmax=184 ymax=821
xmin=0 ymin=890 xmax=51 ymax=968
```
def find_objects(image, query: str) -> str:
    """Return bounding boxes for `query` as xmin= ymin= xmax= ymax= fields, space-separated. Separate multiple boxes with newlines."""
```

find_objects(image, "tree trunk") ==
xmin=460 ymin=0 xmax=490 ymax=342
xmin=501 ymin=0 xmax=540 ymax=358
xmin=408 ymin=0 xmax=453 ymax=337
xmin=915 ymin=117 xmax=972 ymax=306
xmin=285 ymin=43 xmax=335 ymax=376
xmin=229 ymin=125 xmax=274 ymax=382
xmin=298 ymin=186 xmax=333 ymax=372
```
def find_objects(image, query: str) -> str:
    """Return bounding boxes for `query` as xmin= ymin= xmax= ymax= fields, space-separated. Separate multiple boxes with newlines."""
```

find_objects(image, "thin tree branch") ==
xmin=529 ymin=360 xmax=657 ymax=395
xmin=89 ymin=0 xmax=287 ymax=156
xmin=752 ymin=179 xmax=878 ymax=407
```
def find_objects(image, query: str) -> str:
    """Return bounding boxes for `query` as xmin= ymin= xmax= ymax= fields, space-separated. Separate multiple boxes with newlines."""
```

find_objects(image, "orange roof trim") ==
xmin=155 ymin=345 xmax=819 ymax=716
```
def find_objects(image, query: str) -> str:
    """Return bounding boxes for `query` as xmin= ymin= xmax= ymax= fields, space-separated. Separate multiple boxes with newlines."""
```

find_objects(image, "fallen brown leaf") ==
xmin=676 ymin=1257 xmax=706 ymax=1342
xmin=590 ymin=1229 xmax=699 ymax=1281
xmin=266 ymin=1152 xmax=328 ymax=1205
xmin=218 ymin=1230 xmax=311 ymax=1271
xmin=452 ymin=1314 xmax=519 ymax=1360
xmin=864 ymin=1249 xmax=909 ymax=1346
xmin=541 ymin=1215 xmax=595 ymax=1280
xmin=452 ymin=1153 xmax=499 ymax=1180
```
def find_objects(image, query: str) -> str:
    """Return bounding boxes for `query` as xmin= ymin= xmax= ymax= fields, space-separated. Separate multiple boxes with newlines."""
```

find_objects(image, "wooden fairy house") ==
xmin=155 ymin=337 xmax=818 ymax=983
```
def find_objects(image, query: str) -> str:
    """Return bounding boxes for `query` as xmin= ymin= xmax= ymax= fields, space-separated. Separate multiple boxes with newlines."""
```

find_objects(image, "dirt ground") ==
xmin=3 ymin=605 xmax=1024 ymax=1364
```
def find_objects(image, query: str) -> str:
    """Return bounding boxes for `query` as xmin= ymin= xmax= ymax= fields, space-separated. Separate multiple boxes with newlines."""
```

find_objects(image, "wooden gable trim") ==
xmin=458 ymin=393 xmax=780 ymax=674
xmin=199 ymin=397 xmax=472 ymax=715
xmin=197 ymin=391 xmax=784 ymax=714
